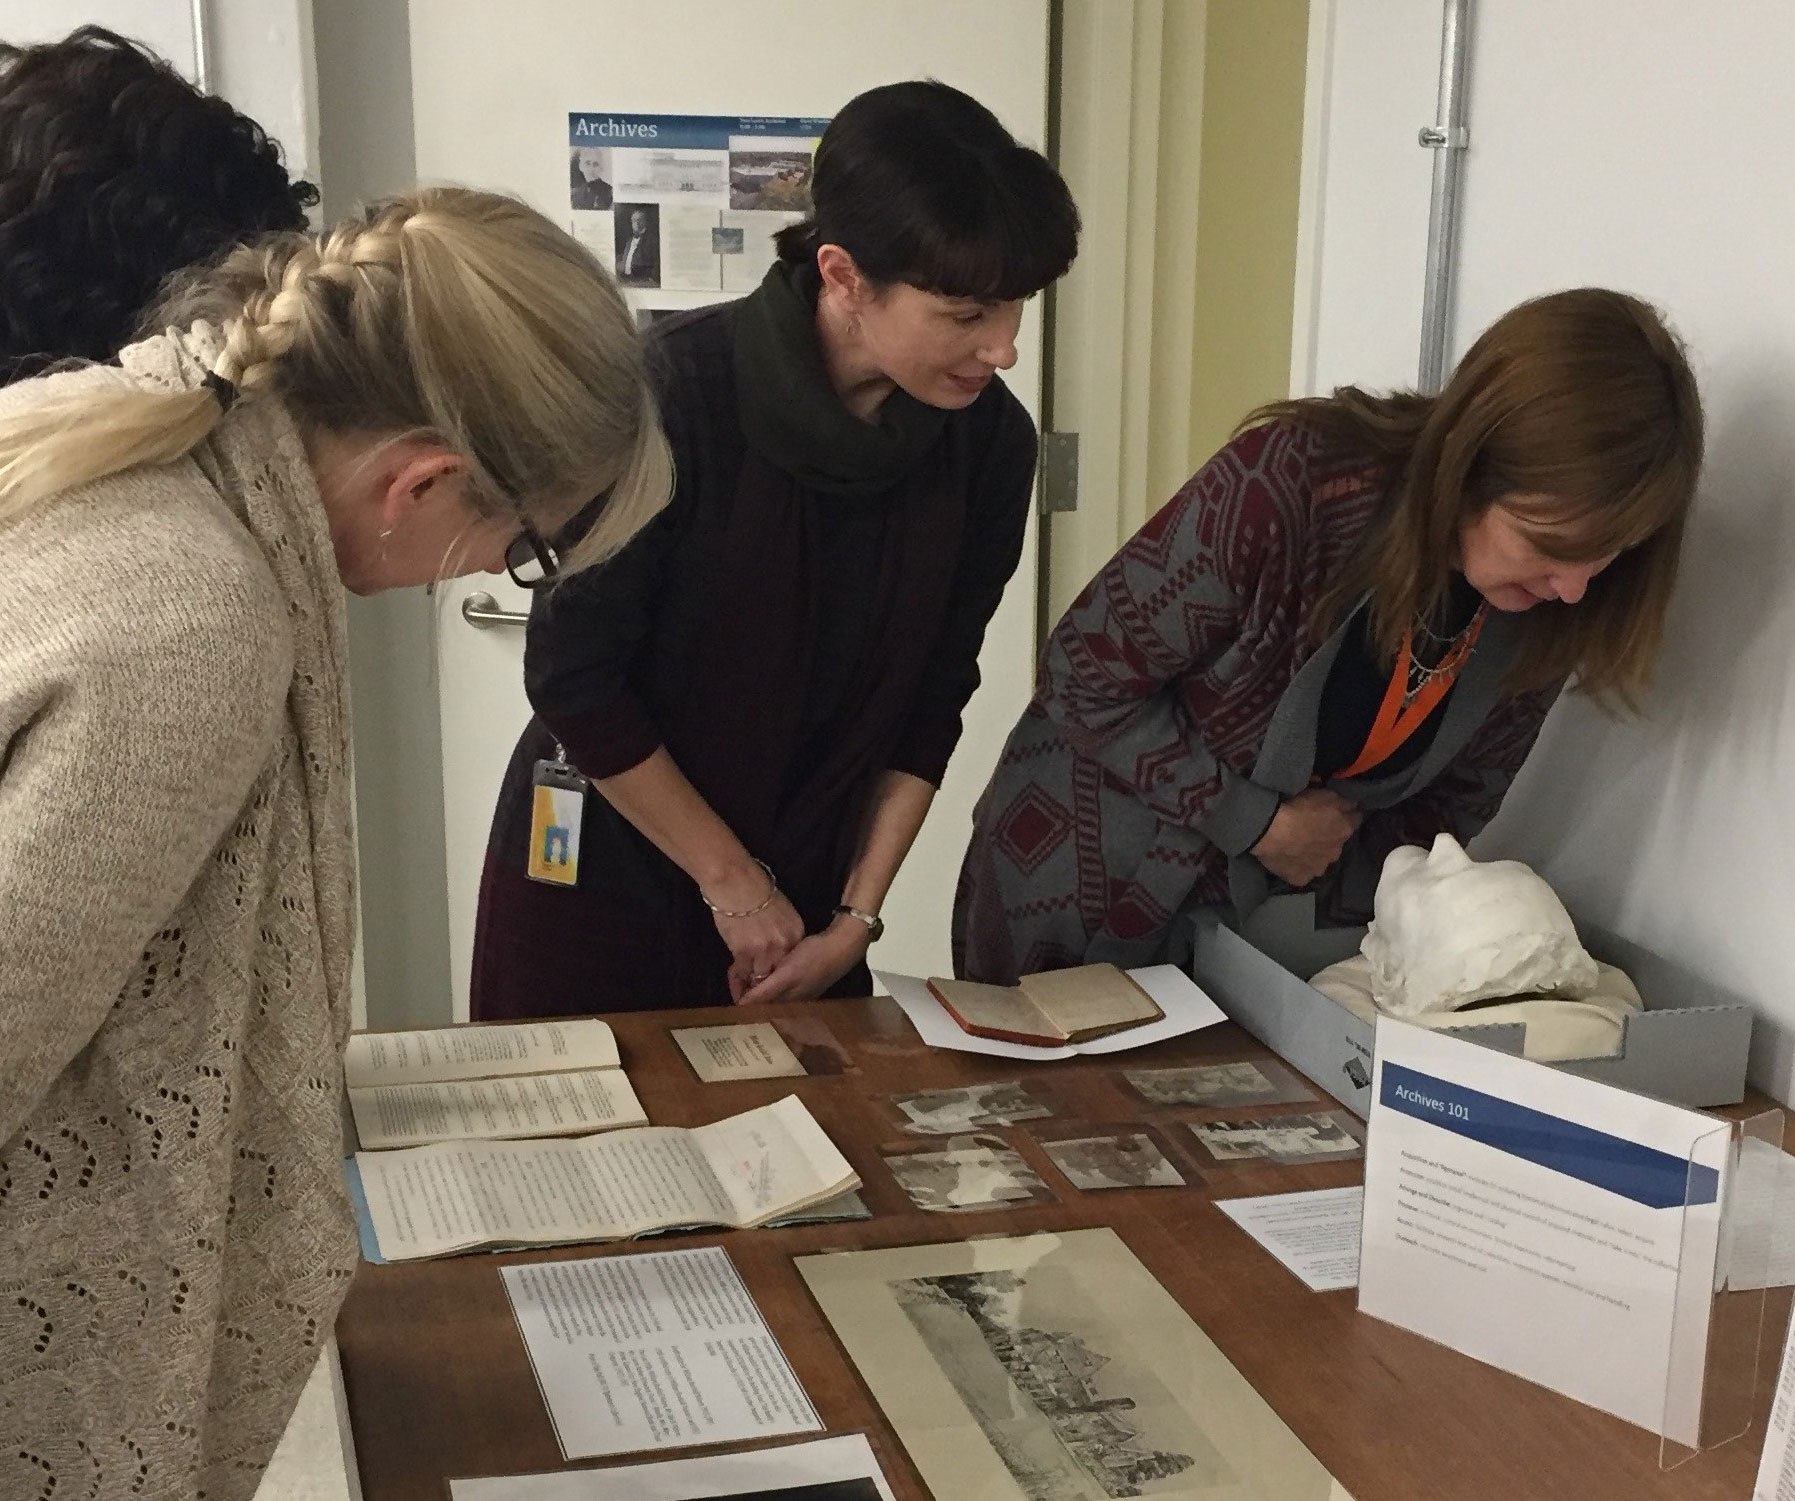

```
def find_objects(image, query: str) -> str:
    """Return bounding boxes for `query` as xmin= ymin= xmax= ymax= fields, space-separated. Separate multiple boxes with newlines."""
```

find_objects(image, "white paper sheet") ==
xmin=1721 ymin=1138 xmax=1795 ymax=1290
xmin=1359 ymin=1020 xmax=1727 ymax=1445
xmin=1215 ymin=1187 xmax=1364 ymax=1291
xmin=1755 ymin=1312 xmax=1795 ymax=1499
xmin=875 ymin=964 xmax=1227 ymax=1059
xmin=501 ymin=1246 xmax=822 ymax=1460
xmin=447 ymin=1433 xmax=896 ymax=1499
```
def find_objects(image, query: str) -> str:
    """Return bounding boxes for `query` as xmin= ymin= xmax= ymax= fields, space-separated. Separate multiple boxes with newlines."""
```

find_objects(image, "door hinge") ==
xmin=1040 ymin=431 xmax=1079 ymax=514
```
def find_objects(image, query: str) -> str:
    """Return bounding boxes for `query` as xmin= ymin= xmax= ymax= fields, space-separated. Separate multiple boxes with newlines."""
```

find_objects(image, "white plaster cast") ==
xmin=1362 ymin=833 xmax=1600 ymax=1018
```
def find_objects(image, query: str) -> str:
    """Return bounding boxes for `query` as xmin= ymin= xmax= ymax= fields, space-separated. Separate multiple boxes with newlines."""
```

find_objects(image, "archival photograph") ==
xmin=568 ymin=145 xmax=613 ymax=211
xmin=892 ymin=1080 xmax=1054 ymax=1134
xmin=729 ymin=147 xmax=815 ymax=210
xmin=883 ymin=1138 xmax=1054 ymax=1214
xmin=1121 ymin=1061 xmax=1313 ymax=1111
xmin=1187 ymin=1112 xmax=1364 ymax=1168
xmin=1038 ymin=1131 xmax=1186 ymax=1192
xmin=797 ymin=1229 xmax=1349 ymax=1501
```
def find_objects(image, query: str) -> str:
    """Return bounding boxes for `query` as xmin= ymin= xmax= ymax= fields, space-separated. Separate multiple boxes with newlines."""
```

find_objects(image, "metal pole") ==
xmin=1417 ymin=0 xmax=1472 ymax=393
xmin=189 ymin=0 xmax=213 ymax=94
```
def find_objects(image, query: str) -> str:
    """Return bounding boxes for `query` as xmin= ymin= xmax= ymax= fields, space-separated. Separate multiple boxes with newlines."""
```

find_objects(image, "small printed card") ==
xmin=673 ymin=1022 xmax=807 ymax=1082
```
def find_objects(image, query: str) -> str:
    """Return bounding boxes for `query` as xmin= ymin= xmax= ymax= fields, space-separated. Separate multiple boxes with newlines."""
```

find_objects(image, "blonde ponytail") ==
xmin=0 ymin=186 xmax=670 ymax=572
xmin=0 ymin=382 xmax=221 ymax=522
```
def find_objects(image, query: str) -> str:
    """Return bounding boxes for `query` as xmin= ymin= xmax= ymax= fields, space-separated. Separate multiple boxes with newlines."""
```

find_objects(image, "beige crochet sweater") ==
xmin=0 ymin=330 xmax=360 ymax=1501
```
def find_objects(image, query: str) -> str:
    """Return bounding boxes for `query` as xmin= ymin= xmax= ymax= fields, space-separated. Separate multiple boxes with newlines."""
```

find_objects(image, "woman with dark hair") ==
xmin=955 ymin=289 xmax=1703 ymax=983
xmin=472 ymin=79 xmax=1080 ymax=1016
xmin=0 ymin=25 xmax=317 ymax=384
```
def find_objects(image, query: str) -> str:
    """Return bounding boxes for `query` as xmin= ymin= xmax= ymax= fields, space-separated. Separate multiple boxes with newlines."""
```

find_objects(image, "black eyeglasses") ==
xmin=505 ymin=523 xmax=561 ymax=589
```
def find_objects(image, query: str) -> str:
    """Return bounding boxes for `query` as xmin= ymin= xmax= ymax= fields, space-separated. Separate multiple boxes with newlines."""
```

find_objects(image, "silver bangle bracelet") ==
xmin=701 ymin=858 xmax=778 ymax=919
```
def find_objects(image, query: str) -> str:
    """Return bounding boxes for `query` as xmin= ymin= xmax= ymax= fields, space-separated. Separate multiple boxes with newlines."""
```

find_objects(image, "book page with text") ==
xmin=692 ymin=1095 xmax=857 ymax=1227
xmin=344 ymin=1019 xmax=619 ymax=1088
xmin=350 ymin=1068 xmax=647 ymax=1150
xmin=355 ymin=1126 xmax=740 ymax=1260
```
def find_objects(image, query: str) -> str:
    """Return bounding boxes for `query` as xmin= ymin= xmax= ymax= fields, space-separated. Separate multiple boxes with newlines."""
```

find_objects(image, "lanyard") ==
xmin=1333 ymin=605 xmax=1487 ymax=782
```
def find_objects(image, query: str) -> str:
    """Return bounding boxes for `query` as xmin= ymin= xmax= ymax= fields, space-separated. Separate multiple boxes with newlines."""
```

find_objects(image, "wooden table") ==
xmin=335 ymin=998 xmax=1785 ymax=1499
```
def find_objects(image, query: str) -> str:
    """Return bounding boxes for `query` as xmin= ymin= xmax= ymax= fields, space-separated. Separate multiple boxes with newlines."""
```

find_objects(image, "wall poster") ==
xmin=796 ymin=1229 xmax=1353 ymax=1500
xmin=568 ymin=111 xmax=828 ymax=320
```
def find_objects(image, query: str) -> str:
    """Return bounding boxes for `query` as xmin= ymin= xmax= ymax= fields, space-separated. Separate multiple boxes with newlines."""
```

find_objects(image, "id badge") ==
xmin=526 ymin=755 xmax=588 ymax=886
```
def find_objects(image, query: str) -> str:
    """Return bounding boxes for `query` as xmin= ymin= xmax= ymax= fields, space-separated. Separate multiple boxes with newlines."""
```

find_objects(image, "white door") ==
xmin=411 ymin=0 xmax=1052 ymax=1017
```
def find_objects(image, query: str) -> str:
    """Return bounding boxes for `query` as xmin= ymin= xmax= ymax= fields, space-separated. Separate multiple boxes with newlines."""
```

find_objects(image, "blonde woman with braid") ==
xmin=0 ymin=186 xmax=668 ymax=1501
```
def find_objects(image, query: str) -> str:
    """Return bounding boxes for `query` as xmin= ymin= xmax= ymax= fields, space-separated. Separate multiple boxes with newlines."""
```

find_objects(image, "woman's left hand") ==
xmin=738 ymin=915 xmax=871 ymax=1004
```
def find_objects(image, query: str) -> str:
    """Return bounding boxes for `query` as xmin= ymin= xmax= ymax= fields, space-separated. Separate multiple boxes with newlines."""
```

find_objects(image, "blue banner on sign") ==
xmin=1379 ymin=1063 xmax=1719 ymax=1210
xmin=569 ymin=113 xmax=831 ymax=150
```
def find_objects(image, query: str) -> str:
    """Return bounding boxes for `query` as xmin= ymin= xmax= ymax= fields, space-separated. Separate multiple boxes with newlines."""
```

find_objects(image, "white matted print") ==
xmin=797 ymin=1229 xmax=1353 ymax=1501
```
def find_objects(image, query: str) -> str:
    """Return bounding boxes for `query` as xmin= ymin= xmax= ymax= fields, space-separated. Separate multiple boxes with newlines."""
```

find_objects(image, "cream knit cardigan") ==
xmin=0 ymin=328 xmax=360 ymax=1501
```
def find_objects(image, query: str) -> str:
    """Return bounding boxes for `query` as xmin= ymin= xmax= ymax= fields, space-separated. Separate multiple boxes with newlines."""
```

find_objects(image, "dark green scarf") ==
xmin=733 ymin=257 xmax=947 ymax=499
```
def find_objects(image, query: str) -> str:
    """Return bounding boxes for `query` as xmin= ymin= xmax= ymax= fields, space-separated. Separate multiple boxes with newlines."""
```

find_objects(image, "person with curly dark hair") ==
xmin=0 ymin=24 xmax=317 ymax=384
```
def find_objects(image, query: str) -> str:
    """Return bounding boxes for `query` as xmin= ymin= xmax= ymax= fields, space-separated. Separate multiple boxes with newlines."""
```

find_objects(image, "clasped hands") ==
xmin=702 ymin=864 xmax=869 ymax=1005
xmin=1250 ymin=787 xmax=1363 ymax=887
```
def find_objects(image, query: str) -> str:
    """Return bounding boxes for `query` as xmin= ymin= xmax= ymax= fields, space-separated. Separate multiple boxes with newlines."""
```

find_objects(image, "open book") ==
xmin=349 ymin=1094 xmax=858 ymax=1262
xmin=344 ymin=1018 xmax=646 ymax=1150
xmin=927 ymin=963 xmax=1164 ymax=1046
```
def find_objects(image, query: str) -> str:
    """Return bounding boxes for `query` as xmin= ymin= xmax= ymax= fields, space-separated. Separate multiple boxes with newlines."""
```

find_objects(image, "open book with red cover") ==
xmin=926 ymin=964 xmax=1165 ymax=1046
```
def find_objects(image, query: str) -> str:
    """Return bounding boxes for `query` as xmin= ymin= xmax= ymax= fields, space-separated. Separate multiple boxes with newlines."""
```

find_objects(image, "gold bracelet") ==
xmin=701 ymin=859 xmax=778 ymax=919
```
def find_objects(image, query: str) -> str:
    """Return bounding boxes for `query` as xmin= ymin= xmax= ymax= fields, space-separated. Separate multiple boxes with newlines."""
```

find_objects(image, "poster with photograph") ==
xmin=881 ymin=1135 xmax=1055 ymax=1214
xmin=797 ymin=1229 xmax=1352 ymax=1501
xmin=569 ymin=112 xmax=826 ymax=302
xmin=1186 ymin=1111 xmax=1365 ymax=1168
xmin=1122 ymin=1060 xmax=1314 ymax=1111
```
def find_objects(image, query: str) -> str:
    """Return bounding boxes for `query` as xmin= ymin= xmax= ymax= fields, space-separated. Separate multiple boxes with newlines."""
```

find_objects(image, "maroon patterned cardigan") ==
xmin=952 ymin=420 xmax=1563 ymax=984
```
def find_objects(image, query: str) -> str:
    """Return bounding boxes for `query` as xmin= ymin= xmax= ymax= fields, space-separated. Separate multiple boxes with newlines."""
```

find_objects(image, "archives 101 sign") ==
xmin=567 ymin=112 xmax=829 ymax=304
xmin=1358 ymin=1018 xmax=1728 ymax=1446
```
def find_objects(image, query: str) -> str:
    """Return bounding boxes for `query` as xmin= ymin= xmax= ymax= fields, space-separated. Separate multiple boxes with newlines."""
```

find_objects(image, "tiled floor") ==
xmin=256 ymin=1346 xmax=357 ymax=1501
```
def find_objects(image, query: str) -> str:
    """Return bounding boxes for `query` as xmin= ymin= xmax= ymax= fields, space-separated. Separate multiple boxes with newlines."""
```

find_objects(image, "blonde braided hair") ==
xmin=0 ymin=186 xmax=670 ymax=575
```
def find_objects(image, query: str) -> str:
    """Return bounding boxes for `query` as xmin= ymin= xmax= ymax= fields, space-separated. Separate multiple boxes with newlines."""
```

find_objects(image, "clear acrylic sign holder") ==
xmin=1660 ymin=1108 xmax=1786 ymax=1469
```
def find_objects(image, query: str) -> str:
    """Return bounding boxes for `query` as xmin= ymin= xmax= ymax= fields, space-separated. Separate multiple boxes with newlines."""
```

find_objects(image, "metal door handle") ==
xmin=461 ymin=591 xmax=529 ymax=629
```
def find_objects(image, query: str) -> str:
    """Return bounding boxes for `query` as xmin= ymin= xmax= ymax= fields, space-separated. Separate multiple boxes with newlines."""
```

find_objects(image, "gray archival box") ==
xmin=1188 ymin=894 xmax=1753 ymax=1118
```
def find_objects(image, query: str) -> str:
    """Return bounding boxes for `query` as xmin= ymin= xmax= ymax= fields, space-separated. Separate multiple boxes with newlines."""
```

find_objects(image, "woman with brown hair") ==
xmin=954 ymin=288 xmax=1702 ymax=983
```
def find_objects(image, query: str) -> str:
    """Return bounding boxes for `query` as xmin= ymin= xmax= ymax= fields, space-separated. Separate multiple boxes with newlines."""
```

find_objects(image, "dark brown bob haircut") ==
xmin=774 ymin=79 xmax=1079 ymax=301
xmin=1247 ymin=287 xmax=1702 ymax=708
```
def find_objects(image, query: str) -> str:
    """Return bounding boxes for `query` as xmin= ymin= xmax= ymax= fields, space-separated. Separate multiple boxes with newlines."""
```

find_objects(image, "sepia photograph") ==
xmin=1121 ymin=1060 xmax=1314 ymax=1111
xmin=892 ymin=1080 xmax=1054 ymax=1134
xmin=797 ymin=1229 xmax=1346 ymax=1501
xmin=1187 ymin=1111 xmax=1365 ymax=1167
xmin=1038 ymin=1130 xmax=1187 ymax=1192
xmin=882 ymin=1137 xmax=1054 ymax=1214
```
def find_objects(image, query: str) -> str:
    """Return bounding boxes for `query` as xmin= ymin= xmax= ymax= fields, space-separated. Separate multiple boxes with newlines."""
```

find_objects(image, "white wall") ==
xmin=0 ymin=2 xmax=318 ymax=180
xmin=1306 ymin=0 xmax=1795 ymax=1100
